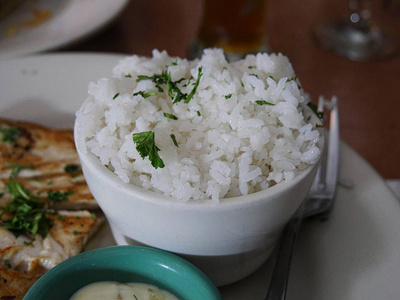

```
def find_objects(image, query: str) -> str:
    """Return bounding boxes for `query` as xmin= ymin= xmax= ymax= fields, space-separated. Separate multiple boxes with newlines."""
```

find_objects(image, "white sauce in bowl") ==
xmin=70 ymin=281 xmax=179 ymax=300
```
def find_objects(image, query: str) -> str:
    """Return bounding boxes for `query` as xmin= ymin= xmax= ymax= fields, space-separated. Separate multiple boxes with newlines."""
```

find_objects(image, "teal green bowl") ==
xmin=24 ymin=245 xmax=222 ymax=300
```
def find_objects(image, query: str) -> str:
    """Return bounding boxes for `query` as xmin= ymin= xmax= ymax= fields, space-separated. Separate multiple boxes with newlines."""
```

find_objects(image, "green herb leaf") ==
xmin=47 ymin=190 xmax=73 ymax=203
xmin=256 ymin=100 xmax=275 ymax=106
xmin=132 ymin=131 xmax=165 ymax=169
xmin=224 ymin=94 xmax=232 ymax=99
xmin=4 ymin=259 xmax=11 ymax=269
xmin=5 ymin=162 xmax=34 ymax=177
xmin=307 ymin=102 xmax=324 ymax=120
xmin=133 ymin=91 xmax=158 ymax=98
xmin=184 ymin=67 xmax=203 ymax=103
xmin=163 ymin=113 xmax=178 ymax=120
xmin=64 ymin=164 xmax=80 ymax=174
xmin=170 ymin=134 xmax=178 ymax=147
xmin=1 ymin=178 xmax=51 ymax=238
xmin=0 ymin=126 xmax=22 ymax=143
xmin=113 ymin=93 xmax=120 ymax=100
xmin=196 ymin=111 xmax=201 ymax=117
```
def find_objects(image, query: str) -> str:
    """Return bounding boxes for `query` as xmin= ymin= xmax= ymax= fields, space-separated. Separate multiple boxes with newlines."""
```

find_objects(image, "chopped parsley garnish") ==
xmin=137 ymin=72 xmax=168 ymax=93
xmin=65 ymin=164 xmax=80 ymax=174
xmin=170 ymin=60 xmax=178 ymax=66
xmin=248 ymin=65 xmax=256 ymax=69
xmin=268 ymin=75 xmax=276 ymax=81
xmin=136 ymin=67 xmax=203 ymax=104
xmin=225 ymin=94 xmax=232 ymax=99
xmin=113 ymin=93 xmax=120 ymax=100
xmin=0 ymin=126 xmax=22 ymax=143
xmin=4 ymin=259 xmax=11 ymax=269
xmin=5 ymin=162 xmax=34 ymax=177
xmin=307 ymin=102 xmax=324 ymax=120
xmin=132 ymin=131 xmax=165 ymax=169
xmin=125 ymin=74 xmax=132 ymax=78
xmin=196 ymin=111 xmax=201 ymax=117
xmin=0 ymin=178 xmax=52 ymax=238
xmin=47 ymin=190 xmax=73 ymax=203
xmin=163 ymin=113 xmax=178 ymax=120
xmin=170 ymin=134 xmax=178 ymax=147
xmin=256 ymin=100 xmax=275 ymax=106
xmin=133 ymin=91 xmax=158 ymax=98
xmin=184 ymin=67 xmax=203 ymax=103
xmin=287 ymin=76 xmax=298 ymax=82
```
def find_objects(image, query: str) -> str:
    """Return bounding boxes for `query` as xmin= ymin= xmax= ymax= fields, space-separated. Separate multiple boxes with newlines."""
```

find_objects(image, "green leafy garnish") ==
xmin=47 ymin=190 xmax=73 ymax=203
xmin=170 ymin=134 xmax=178 ymax=147
xmin=256 ymin=100 xmax=275 ymax=106
xmin=113 ymin=93 xmax=120 ymax=100
xmin=196 ymin=111 xmax=201 ymax=117
xmin=307 ymin=102 xmax=324 ymax=120
xmin=133 ymin=91 xmax=158 ymax=98
xmin=0 ymin=126 xmax=22 ymax=143
xmin=132 ymin=131 xmax=165 ymax=169
xmin=136 ymin=67 xmax=203 ymax=104
xmin=163 ymin=113 xmax=178 ymax=120
xmin=225 ymin=94 xmax=232 ymax=99
xmin=0 ymin=178 xmax=51 ymax=238
xmin=5 ymin=162 xmax=34 ymax=177
xmin=125 ymin=74 xmax=132 ymax=78
xmin=248 ymin=66 xmax=256 ymax=69
xmin=184 ymin=67 xmax=203 ymax=103
xmin=64 ymin=164 xmax=80 ymax=173
xmin=4 ymin=259 xmax=11 ymax=269
xmin=137 ymin=73 xmax=168 ymax=93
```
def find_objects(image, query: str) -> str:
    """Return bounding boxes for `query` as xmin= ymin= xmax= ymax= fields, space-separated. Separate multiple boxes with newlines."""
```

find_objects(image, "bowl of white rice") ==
xmin=74 ymin=49 xmax=324 ymax=286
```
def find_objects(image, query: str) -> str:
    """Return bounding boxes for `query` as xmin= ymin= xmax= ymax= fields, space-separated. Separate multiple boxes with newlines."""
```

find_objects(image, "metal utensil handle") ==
xmin=265 ymin=214 xmax=303 ymax=300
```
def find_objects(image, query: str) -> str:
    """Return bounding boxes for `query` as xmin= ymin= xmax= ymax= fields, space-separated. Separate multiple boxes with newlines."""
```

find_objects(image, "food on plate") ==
xmin=0 ymin=264 xmax=40 ymax=300
xmin=0 ymin=118 xmax=103 ymax=299
xmin=0 ymin=210 xmax=103 ymax=274
xmin=75 ymin=48 xmax=322 ymax=202
xmin=0 ymin=118 xmax=99 ymax=210
xmin=70 ymin=281 xmax=179 ymax=300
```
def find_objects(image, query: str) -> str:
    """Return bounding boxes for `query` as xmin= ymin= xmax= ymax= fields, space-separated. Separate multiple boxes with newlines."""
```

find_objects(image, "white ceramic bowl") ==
xmin=74 ymin=106 xmax=324 ymax=286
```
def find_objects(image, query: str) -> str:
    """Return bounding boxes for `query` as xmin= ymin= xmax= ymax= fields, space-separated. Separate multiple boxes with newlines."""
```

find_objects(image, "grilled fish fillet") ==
xmin=0 ymin=265 xmax=41 ymax=300
xmin=0 ymin=118 xmax=98 ymax=210
xmin=0 ymin=118 xmax=107 ymax=299
xmin=0 ymin=210 xmax=104 ymax=274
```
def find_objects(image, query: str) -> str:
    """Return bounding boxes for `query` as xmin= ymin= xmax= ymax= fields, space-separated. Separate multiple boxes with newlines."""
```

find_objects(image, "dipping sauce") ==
xmin=70 ymin=281 xmax=179 ymax=300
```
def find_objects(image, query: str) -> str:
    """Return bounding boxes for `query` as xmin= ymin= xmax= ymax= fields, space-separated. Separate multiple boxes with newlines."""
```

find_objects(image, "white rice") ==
xmin=75 ymin=49 xmax=321 ymax=203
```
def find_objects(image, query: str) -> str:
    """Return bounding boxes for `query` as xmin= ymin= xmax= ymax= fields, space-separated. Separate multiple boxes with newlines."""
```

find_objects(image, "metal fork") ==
xmin=265 ymin=97 xmax=340 ymax=300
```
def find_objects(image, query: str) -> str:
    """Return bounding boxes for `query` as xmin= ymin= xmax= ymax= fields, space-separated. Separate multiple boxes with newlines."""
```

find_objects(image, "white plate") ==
xmin=1 ymin=54 xmax=400 ymax=300
xmin=0 ymin=0 xmax=128 ymax=60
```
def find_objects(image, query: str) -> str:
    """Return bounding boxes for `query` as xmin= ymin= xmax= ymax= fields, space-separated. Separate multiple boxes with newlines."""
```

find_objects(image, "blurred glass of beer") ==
xmin=190 ymin=0 xmax=269 ymax=61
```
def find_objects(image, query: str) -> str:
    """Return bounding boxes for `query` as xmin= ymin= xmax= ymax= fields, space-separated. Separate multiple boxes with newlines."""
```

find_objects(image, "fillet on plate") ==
xmin=0 ymin=118 xmax=104 ymax=300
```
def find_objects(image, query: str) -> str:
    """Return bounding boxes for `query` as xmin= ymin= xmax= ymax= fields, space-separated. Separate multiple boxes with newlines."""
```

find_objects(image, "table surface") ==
xmin=61 ymin=0 xmax=400 ymax=179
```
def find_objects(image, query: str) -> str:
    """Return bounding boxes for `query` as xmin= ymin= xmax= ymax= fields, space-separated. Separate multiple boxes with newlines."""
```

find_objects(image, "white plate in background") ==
xmin=0 ymin=0 xmax=128 ymax=60
xmin=1 ymin=53 xmax=400 ymax=300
